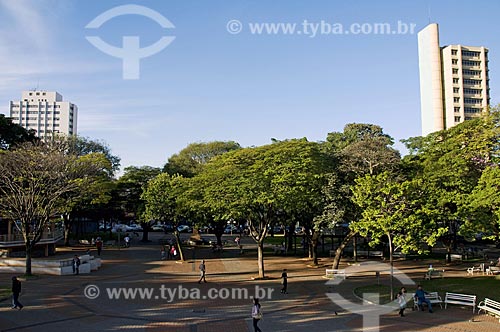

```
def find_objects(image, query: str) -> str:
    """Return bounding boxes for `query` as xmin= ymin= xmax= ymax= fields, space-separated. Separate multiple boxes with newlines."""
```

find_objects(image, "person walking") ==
xmin=95 ymin=237 xmax=103 ymax=256
xmin=397 ymin=287 xmax=407 ymax=317
xmin=124 ymin=234 xmax=131 ymax=248
xmin=72 ymin=255 xmax=81 ymax=275
xmin=414 ymin=285 xmax=433 ymax=313
xmin=198 ymin=260 xmax=207 ymax=283
xmin=280 ymin=269 xmax=288 ymax=294
xmin=251 ymin=298 xmax=263 ymax=332
xmin=11 ymin=276 xmax=23 ymax=310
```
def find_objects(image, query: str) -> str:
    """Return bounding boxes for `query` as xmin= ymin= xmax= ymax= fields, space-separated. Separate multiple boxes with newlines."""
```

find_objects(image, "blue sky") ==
xmin=0 ymin=0 xmax=498 ymax=173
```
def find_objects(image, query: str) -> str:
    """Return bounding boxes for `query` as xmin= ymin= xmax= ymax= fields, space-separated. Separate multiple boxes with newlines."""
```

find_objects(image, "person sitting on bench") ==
xmin=414 ymin=285 xmax=433 ymax=313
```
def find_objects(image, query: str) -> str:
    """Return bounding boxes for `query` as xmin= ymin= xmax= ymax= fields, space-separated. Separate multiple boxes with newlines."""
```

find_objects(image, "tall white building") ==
xmin=418 ymin=23 xmax=490 ymax=136
xmin=9 ymin=91 xmax=78 ymax=140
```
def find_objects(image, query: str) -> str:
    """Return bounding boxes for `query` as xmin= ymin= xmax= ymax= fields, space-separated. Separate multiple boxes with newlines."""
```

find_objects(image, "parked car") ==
xmin=177 ymin=225 xmax=192 ymax=233
xmin=224 ymin=225 xmax=238 ymax=234
xmin=187 ymin=237 xmax=210 ymax=246
xmin=152 ymin=225 xmax=165 ymax=232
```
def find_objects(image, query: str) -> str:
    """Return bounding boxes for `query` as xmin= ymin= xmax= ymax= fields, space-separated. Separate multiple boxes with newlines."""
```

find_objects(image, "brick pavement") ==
xmin=0 ymin=233 xmax=499 ymax=331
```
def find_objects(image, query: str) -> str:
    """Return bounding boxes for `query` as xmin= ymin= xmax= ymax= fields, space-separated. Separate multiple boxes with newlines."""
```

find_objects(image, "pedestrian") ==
xmin=251 ymin=298 xmax=263 ymax=332
xmin=165 ymin=244 xmax=171 ymax=259
xmin=397 ymin=287 xmax=407 ymax=317
xmin=170 ymin=245 xmax=177 ymax=259
xmin=72 ymin=255 xmax=81 ymax=275
xmin=198 ymin=259 xmax=207 ymax=283
xmin=11 ymin=276 xmax=23 ymax=310
xmin=124 ymin=234 xmax=130 ymax=248
xmin=95 ymin=237 xmax=103 ymax=256
xmin=414 ymin=285 xmax=433 ymax=313
xmin=160 ymin=246 xmax=166 ymax=260
xmin=280 ymin=269 xmax=288 ymax=294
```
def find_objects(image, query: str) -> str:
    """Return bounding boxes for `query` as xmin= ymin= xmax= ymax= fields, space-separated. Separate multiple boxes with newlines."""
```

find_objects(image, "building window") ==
xmin=452 ymin=59 xmax=458 ymax=65
xmin=453 ymin=88 xmax=460 ymax=93
xmin=455 ymin=116 xmax=461 ymax=122
xmin=453 ymin=68 xmax=459 ymax=74
xmin=462 ymin=50 xmax=480 ymax=57
xmin=454 ymin=97 xmax=460 ymax=103
xmin=454 ymin=107 xmax=461 ymax=113
xmin=463 ymin=60 xmax=481 ymax=67
xmin=453 ymin=78 xmax=459 ymax=84
xmin=463 ymin=69 xmax=481 ymax=76
xmin=463 ymin=88 xmax=481 ymax=95
xmin=464 ymin=79 xmax=481 ymax=85
xmin=464 ymin=107 xmax=481 ymax=114
xmin=452 ymin=50 xmax=458 ymax=55
xmin=464 ymin=98 xmax=482 ymax=104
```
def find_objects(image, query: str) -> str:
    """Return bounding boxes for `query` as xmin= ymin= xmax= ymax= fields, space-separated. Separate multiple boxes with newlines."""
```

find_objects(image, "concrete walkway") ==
xmin=0 ymin=234 xmax=499 ymax=332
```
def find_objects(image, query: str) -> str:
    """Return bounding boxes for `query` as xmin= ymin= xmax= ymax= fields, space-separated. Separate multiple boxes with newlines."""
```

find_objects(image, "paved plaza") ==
xmin=1 ymin=234 xmax=499 ymax=332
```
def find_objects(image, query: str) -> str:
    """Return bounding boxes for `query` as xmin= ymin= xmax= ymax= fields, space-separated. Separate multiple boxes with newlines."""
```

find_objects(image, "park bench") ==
xmin=78 ymin=239 xmax=91 ymax=246
xmin=424 ymin=269 xmax=444 ymax=280
xmin=478 ymin=298 xmax=500 ymax=322
xmin=450 ymin=254 xmax=463 ymax=261
xmin=467 ymin=265 xmax=483 ymax=275
xmin=444 ymin=292 xmax=477 ymax=313
xmin=486 ymin=266 xmax=500 ymax=275
xmin=325 ymin=269 xmax=346 ymax=279
xmin=413 ymin=291 xmax=443 ymax=310
xmin=273 ymin=245 xmax=286 ymax=255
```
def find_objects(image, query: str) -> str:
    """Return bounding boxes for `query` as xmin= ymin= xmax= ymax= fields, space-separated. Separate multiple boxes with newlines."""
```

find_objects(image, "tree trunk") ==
xmin=174 ymin=231 xmax=185 ymax=261
xmin=141 ymin=222 xmax=151 ymax=242
xmin=257 ymin=240 xmax=265 ymax=278
xmin=311 ymin=230 xmax=320 ymax=265
xmin=63 ymin=213 xmax=71 ymax=246
xmin=286 ymin=229 xmax=293 ymax=251
xmin=332 ymin=230 xmax=357 ymax=269
xmin=214 ymin=224 xmax=224 ymax=246
xmin=353 ymin=235 xmax=358 ymax=262
xmin=25 ymin=244 xmax=32 ymax=276
xmin=388 ymin=233 xmax=394 ymax=300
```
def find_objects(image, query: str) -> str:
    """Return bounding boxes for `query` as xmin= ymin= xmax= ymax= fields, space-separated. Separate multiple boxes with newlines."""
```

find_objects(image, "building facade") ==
xmin=9 ymin=90 xmax=78 ymax=140
xmin=418 ymin=23 xmax=490 ymax=136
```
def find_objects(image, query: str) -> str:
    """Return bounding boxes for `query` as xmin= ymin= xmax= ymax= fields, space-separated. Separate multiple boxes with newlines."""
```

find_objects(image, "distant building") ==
xmin=9 ymin=90 xmax=78 ymax=140
xmin=418 ymin=23 xmax=490 ymax=136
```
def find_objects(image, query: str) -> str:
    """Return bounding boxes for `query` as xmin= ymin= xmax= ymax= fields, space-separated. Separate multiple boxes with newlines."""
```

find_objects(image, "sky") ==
xmin=0 ymin=0 xmax=498 ymax=174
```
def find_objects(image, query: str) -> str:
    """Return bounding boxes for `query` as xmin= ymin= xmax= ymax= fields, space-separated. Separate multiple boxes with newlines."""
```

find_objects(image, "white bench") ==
xmin=413 ymin=291 xmax=443 ymax=310
xmin=444 ymin=292 xmax=476 ymax=313
xmin=325 ymin=269 xmax=346 ymax=279
xmin=467 ymin=266 xmax=483 ymax=275
xmin=486 ymin=266 xmax=500 ymax=275
xmin=450 ymin=254 xmax=463 ymax=261
xmin=478 ymin=298 xmax=500 ymax=321
xmin=424 ymin=269 xmax=444 ymax=280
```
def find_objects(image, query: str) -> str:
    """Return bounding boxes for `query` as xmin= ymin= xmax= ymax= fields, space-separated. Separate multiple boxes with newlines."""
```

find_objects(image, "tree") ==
xmin=321 ymin=123 xmax=401 ymax=268
xmin=402 ymin=110 xmax=500 ymax=261
xmin=0 ymin=114 xmax=37 ymax=150
xmin=58 ymin=136 xmax=118 ymax=245
xmin=113 ymin=166 xmax=161 ymax=241
xmin=351 ymin=172 xmax=446 ymax=299
xmin=164 ymin=141 xmax=241 ymax=177
xmin=0 ymin=142 xmax=108 ymax=275
xmin=193 ymin=140 xmax=331 ymax=278
xmin=142 ymin=173 xmax=187 ymax=260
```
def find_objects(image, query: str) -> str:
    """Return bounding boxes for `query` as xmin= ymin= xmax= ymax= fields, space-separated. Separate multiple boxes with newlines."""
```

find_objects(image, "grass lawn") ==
xmin=354 ymin=276 xmax=500 ymax=304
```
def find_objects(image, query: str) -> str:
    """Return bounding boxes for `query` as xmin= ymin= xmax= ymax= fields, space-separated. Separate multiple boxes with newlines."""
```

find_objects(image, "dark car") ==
xmin=164 ymin=224 xmax=174 ymax=233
